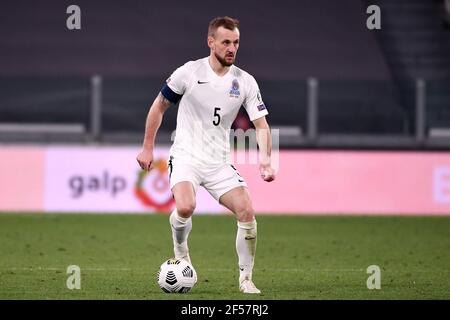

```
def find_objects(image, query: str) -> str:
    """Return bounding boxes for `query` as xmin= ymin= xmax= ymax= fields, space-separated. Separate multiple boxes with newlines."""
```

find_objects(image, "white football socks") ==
xmin=169 ymin=209 xmax=192 ymax=263
xmin=236 ymin=219 xmax=257 ymax=283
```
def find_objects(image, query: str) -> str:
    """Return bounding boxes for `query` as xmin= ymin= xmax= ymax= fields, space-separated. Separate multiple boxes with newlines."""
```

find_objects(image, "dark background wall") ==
xmin=0 ymin=0 xmax=391 ymax=80
xmin=0 ymin=0 xmax=448 ymax=143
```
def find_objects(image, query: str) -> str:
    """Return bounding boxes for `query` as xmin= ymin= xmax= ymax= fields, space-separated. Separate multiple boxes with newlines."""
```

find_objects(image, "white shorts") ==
xmin=167 ymin=155 xmax=248 ymax=201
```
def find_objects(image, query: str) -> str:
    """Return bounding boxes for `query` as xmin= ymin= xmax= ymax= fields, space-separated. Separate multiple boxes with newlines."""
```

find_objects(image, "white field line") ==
xmin=1 ymin=267 xmax=449 ymax=273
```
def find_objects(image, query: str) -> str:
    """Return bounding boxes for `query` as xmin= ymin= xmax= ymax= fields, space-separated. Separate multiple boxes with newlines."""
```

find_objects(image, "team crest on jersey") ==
xmin=229 ymin=79 xmax=240 ymax=98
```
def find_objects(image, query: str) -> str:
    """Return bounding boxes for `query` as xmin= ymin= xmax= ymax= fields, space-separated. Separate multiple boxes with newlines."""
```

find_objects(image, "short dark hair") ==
xmin=208 ymin=16 xmax=240 ymax=37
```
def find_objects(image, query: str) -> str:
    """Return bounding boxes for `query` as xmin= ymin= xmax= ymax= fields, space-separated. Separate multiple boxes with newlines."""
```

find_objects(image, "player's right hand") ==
xmin=259 ymin=163 xmax=276 ymax=182
xmin=136 ymin=149 xmax=154 ymax=171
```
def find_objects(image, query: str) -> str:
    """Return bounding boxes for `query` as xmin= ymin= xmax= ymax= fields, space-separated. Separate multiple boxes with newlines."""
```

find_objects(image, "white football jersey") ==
xmin=162 ymin=57 xmax=268 ymax=168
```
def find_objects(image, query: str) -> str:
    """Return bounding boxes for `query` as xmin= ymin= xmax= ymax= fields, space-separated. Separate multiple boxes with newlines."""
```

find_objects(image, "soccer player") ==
xmin=136 ymin=16 xmax=275 ymax=294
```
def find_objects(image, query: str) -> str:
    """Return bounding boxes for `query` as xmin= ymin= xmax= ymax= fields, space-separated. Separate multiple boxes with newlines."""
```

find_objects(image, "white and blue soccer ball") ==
xmin=157 ymin=258 xmax=197 ymax=293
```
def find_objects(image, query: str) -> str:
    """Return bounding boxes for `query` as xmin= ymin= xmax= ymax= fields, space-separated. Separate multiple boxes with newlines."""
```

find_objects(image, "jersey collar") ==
xmin=205 ymin=57 xmax=234 ymax=80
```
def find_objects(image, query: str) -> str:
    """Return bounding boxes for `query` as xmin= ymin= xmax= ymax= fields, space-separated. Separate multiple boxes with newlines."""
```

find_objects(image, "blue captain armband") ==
xmin=161 ymin=84 xmax=182 ymax=104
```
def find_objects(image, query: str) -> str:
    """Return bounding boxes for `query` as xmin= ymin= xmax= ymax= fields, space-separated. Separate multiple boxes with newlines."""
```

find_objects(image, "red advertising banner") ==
xmin=1 ymin=146 xmax=449 ymax=215
xmin=234 ymin=150 xmax=450 ymax=215
xmin=0 ymin=147 xmax=45 ymax=211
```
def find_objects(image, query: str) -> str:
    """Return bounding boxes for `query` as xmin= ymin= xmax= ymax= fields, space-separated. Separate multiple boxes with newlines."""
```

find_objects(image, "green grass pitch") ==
xmin=0 ymin=213 xmax=449 ymax=299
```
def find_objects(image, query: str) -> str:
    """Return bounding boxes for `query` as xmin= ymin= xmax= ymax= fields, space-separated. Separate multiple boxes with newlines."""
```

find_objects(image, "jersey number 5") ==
xmin=213 ymin=107 xmax=221 ymax=126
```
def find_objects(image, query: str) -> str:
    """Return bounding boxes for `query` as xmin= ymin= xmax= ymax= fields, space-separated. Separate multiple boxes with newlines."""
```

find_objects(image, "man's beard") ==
xmin=215 ymin=52 xmax=235 ymax=67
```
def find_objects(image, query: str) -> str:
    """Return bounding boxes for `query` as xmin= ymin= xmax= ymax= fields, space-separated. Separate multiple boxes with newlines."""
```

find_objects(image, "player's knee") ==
xmin=236 ymin=205 xmax=255 ymax=222
xmin=177 ymin=202 xmax=196 ymax=218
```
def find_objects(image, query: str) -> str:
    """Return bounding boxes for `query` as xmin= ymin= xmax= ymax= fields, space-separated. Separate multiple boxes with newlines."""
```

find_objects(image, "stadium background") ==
xmin=1 ymin=0 xmax=450 ymax=300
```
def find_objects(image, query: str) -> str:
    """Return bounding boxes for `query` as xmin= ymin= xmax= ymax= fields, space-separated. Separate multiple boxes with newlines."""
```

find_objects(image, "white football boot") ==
xmin=177 ymin=253 xmax=191 ymax=265
xmin=239 ymin=279 xmax=261 ymax=294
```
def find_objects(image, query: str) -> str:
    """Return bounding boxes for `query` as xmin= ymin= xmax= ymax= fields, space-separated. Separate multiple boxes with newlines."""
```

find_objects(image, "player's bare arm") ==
xmin=253 ymin=116 xmax=275 ymax=182
xmin=136 ymin=93 xmax=171 ymax=171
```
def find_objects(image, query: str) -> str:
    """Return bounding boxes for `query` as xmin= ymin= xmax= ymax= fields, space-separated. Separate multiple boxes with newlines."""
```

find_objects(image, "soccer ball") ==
xmin=157 ymin=258 xmax=197 ymax=293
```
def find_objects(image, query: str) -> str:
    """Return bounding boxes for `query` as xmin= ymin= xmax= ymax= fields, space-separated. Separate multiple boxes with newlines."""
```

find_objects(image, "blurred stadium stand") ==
xmin=0 ymin=0 xmax=449 ymax=148
xmin=369 ymin=0 xmax=450 ymax=139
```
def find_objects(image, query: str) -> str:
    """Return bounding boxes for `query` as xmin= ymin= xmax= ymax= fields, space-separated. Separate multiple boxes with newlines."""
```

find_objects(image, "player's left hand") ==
xmin=259 ymin=163 xmax=275 ymax=182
